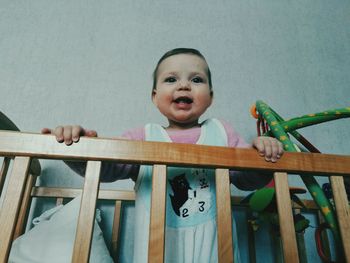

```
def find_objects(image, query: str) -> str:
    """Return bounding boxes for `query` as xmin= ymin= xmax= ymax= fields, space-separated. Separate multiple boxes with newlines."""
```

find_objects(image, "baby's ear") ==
xmin=208 ymin=90 xmax=214 ymax=107
xmin=151 ymin=89 xmax=157 ymax=104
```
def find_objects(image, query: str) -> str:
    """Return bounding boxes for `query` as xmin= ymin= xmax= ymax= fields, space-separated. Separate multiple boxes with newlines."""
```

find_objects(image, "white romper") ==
xmin=133 ymin=119 xmax=241 ymax=263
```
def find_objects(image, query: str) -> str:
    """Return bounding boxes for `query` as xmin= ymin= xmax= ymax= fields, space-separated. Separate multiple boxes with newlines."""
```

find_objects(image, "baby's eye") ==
xmin=164 ymin=77 xmax=177 ymax=83
xmin=192 ymin=77 xmax=204 ymax=83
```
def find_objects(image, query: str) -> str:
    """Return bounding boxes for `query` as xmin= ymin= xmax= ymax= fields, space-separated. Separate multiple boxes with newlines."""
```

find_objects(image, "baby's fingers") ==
xmin=276 ymin=141 xmax=284 ymax=158
xmin=269 ymin=139 xmax=280 ymax=162
xmin=62 ymin=126 xmax=74 ymax=145
xmin=84 ymin=129 xmax=98 ymax=138
xmin=41 ymin=127 xmax=64 ymax=143
xmin=253 ymin=137 xmax=284 ymax=163
xmin=253 ymin=137 xmax=273 ymax=160
xmin=53 ymin=126 xmax=65 ymax=143
xmin=71 ymin=126 xmax=97 ymax=142
xmin=262 ymin=139 xmax=273 ymax=161
xmin=72 ymin=125 xmax=83 ymax=142
xmin=253 ymin=137 xmax=266 ymax=156
xmin=41 ymin=128 xmax=52 ymax=134
xmin=266 ymin=139 xmax=284 ymax=162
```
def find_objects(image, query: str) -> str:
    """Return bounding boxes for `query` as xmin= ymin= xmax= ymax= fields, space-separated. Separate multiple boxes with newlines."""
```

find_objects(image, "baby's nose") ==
xmin=178 ymin=80 xmax=191 ymax=90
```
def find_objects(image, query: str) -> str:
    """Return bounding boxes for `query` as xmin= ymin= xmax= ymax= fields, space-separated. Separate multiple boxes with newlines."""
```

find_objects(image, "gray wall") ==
xmin=1 ymin=1 xmax=349 ymax=262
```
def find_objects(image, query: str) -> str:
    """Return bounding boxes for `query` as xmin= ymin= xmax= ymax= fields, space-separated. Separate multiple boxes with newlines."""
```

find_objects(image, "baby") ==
xmin=42 ymin=48 xmax=283 ymax=263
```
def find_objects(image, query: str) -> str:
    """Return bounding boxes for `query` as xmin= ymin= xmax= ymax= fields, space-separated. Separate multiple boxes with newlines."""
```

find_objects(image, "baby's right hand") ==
xmin=41 ymin=125 xmax=97 ymax=145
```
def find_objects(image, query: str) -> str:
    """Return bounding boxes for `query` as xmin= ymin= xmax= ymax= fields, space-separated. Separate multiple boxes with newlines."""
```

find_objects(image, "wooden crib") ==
xmin=0 ymin=113 xmax=349 ymax=263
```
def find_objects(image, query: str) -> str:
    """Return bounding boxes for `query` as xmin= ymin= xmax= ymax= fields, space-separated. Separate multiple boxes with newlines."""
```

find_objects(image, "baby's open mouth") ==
xmin=174 ymin=96 xmax=193 ymax=104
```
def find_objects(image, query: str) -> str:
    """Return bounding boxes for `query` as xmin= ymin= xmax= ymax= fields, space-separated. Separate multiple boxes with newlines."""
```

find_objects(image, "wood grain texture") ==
xmin=215 ymin=169 xmax=234 ymax=263
xmin=0 ymin=131 xmax=350 ymax=176
xmin=148 ymin=165 xmax=167 ymax=263
xmin=13 ymin=174 xmax=37 ymax=239
xmin=330 ymin=176 xmax=350 ymax=262
xmin=72 ymin=161 xmax=101 ymax=263
xmin=111 ymin=200 xmax=122 ymax=262
xmin=0 ymin=157 xmax=30 ymax=263
xmin=274 ymin=172 xmax=299 ymax=263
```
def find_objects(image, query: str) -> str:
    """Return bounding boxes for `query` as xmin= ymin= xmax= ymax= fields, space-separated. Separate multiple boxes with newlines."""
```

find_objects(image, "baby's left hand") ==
xmin=252 ymin=136 xmax=284 ymax=162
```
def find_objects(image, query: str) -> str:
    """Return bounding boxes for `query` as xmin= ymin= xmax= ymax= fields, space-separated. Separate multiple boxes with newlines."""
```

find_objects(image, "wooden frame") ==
xmin=4 ymin=185 xmax=342 ymax=263
xmin=0 ymin=131 xmax=349 ymax=263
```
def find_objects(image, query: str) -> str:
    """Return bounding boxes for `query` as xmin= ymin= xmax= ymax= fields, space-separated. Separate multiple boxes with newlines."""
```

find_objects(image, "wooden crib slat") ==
xmin=274 ymin=172 xmax=299 ymax=263
xmin=13 ymin=174 xmax=37 ymax=239
xmin=72 ymin=161 xmax=101 ymax=263
xmin=148 ymin=164 xmax=167 ymax=263
xmin=111 ymin=200 xmax=122 ymax=262
xmin=215 ymin=168 xmax=234 ymax=263
xmin=0 ymin=157 xmax=10 ymax=195
xmin=330 ymin=176 xmax=350 ymax=262
xmin=0 ymin=156 xmax=31 ymax=263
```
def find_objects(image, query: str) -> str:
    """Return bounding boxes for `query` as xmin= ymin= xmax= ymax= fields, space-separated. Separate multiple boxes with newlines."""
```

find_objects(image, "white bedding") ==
xmin=9 ymin=195 xmax=113 ymax=263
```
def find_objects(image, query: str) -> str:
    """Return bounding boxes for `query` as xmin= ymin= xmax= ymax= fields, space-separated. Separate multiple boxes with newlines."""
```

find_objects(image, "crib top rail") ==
xmin=0 ymin=113 xmax=41 ymax=176
xmin=0 ymin=130 xmax=350 ymax=177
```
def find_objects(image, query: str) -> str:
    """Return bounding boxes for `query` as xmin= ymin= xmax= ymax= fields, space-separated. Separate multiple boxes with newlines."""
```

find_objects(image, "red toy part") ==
xmin=315 ymin=223 xmax=336 ymax=263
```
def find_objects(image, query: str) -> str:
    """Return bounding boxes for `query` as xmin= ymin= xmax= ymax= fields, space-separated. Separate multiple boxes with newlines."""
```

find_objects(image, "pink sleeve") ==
xmin=220 ymin=119 xmax=250 ymax=148
xmin=121 ymin=126 xmax=145 ymax=141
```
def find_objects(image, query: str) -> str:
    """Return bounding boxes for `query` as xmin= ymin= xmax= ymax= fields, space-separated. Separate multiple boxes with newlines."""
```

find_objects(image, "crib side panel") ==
xmin=0 ymin=157 xmax=31 ymax=263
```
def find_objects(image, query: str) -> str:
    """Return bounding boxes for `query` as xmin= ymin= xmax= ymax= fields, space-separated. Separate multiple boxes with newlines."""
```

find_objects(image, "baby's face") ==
xmin=152 ymin=54 xmax=212 ymax=129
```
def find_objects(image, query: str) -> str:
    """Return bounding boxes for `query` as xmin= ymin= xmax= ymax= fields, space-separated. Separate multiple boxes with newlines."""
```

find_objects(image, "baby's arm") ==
xmin=222 ymin=121 xmax=283 ymax=190
xmin=41 ymin=125 xmax=139 ymax=182
xmin=233 ymin=136 xmax=284 ymax=190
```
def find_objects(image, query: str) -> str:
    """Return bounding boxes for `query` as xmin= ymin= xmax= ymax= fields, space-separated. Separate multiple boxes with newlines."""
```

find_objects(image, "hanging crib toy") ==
xmin=250 ymin=100 xmax=350 ymax=262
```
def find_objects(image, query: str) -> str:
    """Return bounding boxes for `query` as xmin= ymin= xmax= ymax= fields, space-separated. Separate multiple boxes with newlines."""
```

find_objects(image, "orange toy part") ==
xmin=250 ymin=104 xmax=259 ymax=119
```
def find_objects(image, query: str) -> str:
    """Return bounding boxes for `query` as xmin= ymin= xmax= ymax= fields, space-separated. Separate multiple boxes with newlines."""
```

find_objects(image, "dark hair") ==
xmin=152 ymin=48 xmax=212 ymax=90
